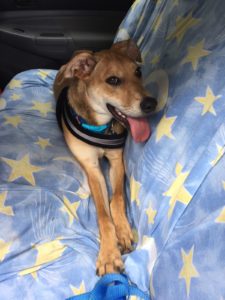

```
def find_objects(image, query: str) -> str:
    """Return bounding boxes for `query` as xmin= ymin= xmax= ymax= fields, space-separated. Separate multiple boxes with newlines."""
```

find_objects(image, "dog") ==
xmin=53 ymin=40 xmax=157 ymax=276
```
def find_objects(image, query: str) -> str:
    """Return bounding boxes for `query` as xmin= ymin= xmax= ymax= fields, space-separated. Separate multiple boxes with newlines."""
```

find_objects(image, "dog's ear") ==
xmin=60 ymin=51 xmax=96 ymax=81
xmin=111 ymin=39 xmax=142 ymax=62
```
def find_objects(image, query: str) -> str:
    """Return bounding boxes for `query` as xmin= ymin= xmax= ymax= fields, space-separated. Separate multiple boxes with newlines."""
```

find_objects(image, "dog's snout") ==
xmin=140 ymin=97 xmax=157 ymax=113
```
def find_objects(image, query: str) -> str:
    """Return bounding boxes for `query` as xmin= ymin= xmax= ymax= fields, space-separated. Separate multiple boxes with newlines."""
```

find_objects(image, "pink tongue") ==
xmin=127 ymin=117 xmax=151 ymax=143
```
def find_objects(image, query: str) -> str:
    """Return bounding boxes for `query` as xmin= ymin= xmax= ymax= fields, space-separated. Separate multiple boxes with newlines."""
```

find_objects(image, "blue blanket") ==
xmin=1 ymin=0 xmax=225 ymax=299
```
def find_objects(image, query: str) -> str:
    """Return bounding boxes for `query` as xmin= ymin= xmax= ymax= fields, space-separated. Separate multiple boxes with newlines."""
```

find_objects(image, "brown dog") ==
xmin=54 ymin=40 xmax=157 ymax=276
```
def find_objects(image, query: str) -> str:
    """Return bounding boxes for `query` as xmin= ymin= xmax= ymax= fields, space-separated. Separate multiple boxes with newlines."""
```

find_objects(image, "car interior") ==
xmin=1 ymin=0 xmax=225 ymax=299
xmin=0 ymin=0 xmax=132 ymax=89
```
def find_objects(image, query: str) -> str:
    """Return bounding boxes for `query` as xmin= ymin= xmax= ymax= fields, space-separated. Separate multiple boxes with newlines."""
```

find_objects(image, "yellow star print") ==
xmin=195 ymin=86 xmax=221 ymax=116
xmin=132 ymin=228 xmax=139 ymax=244
xmin=145 ymin=206 xmax=157 ymax=224
xmin=1 ymin=154 xmax=43 ymax=186
xmin=75 ymin=187 xmax=90 ymax=199
xmin=10 ymin=93 xmax=22 ymax=101
xmin=216 ymin=206 xmax=225 ymax=223
xmin=31 ymin=101 xmax=54 ymax=117
xmin=19 ymin=239 xmax=66 ymax=279
xmin=37 ymin=70 xmax=51 ymax=80
xmin=156 ymin=114 xmax=177 ymax=142
xmin=0 ymin=239 xmax=12 ymax=262
xmin=211 ymin=144 xmax=225 ymax=166
xmin=35 ymin=137 xmax=52 ymax=150
xmin=167 ymin=12 xmax=200 ymax=44
xmin=152 ymin=14 xmax=162 ymax=32
xmin=61 ymin=196 xmax=80 ymax=225
xmin=182 ymin=40 xmax=210 ymax=70
xmin=179 ymin=246 xmax=199 ymax=296
xmin=0 ymin=97 xmax=6 ymax=109
xmin=4 ymin=115 xmax=22 ymax=128
xmin=164 ymin=163 xmax=192 ymax=218
xmin=0 ymin=192 xmax=14 ymax=216
xmin=130 ymin=176 xmax=141 ymax=206
xmin=151 ymin=55 xmax=160 ymax=65
xmin=70 ymin=281 xmax=86 ymax=295
xmin=8 ymin=79 xmax=22 ymax=89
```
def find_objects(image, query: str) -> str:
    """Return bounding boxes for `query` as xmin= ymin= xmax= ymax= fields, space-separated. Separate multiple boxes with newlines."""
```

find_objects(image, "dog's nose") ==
xmin=140 ymin=97 xmax=157 ymax=113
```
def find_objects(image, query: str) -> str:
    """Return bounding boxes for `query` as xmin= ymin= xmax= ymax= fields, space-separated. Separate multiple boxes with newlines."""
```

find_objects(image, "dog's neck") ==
xmin=68 ymin=81 xmax=111 ymax=126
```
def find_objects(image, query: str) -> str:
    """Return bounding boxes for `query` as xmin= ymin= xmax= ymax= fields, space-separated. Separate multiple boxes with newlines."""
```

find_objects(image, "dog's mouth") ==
xmin=106 ymin=104 xmax=151 ymax=143
xmin=107 ymin=104 xmax=129 ymax=127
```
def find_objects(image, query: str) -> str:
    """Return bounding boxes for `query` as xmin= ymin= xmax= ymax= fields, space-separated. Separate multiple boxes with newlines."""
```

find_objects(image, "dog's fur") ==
xmin=54 ymin=40 xmax=155 ymax=276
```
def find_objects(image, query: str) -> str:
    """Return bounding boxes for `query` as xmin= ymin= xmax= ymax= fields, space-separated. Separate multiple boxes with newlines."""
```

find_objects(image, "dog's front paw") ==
xmin=115 ymin=219 xmax=134 ymax=254
xmin=96 ymin=245 xmax=124 ymax=276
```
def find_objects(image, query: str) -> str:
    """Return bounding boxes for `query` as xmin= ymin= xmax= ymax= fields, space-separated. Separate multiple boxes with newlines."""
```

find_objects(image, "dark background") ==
xmin=0 ymin=0 xmax=133 ymax=88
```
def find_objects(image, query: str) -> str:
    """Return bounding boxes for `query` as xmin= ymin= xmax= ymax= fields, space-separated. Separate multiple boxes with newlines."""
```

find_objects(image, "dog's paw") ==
xmin=96 ymin=246 xmax=124 ymax=276
xmin=115 ymin=220 xmax=134 ymax=254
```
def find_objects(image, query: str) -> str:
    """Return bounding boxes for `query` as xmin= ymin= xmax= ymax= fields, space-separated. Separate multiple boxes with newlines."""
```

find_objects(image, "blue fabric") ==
xmin=81 ymin=122 xmax=109 ymax=133
xmin=0 ymin=0 xmax=225 ymax=299
xmin=66 ymin=273 xmax=149 ymax=300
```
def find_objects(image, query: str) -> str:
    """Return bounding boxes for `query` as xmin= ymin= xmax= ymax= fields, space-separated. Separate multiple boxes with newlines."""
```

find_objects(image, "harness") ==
xmin=56 ymin=88 xmax=127 ymax=149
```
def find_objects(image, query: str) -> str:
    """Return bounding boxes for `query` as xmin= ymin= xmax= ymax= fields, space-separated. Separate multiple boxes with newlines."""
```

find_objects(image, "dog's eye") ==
xmin=106 ymin=76 xmax=121 ymax=86
xmin=135 ymin=67 xmax=142 ymax=78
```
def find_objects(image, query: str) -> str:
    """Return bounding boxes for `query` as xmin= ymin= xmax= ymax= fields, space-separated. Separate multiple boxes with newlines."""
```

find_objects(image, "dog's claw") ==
xmin=115 ymin=221 xmax=134 ymax=254
xmin=96 ymin=246 xmax=124 ymax=276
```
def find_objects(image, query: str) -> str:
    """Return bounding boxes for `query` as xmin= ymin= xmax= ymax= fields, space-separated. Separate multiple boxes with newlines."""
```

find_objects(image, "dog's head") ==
xmin=57 ymin=40 xmax=157 ymax=142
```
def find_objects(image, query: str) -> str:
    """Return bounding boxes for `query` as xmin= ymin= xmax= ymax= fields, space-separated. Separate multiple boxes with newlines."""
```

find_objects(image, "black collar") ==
xmin=56 ymin=88 xmax=127 ymax=148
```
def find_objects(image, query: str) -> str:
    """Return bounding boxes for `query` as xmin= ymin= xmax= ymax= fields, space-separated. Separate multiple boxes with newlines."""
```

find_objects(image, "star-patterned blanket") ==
xmin=1 ymin=0 xmax=225 ymax=299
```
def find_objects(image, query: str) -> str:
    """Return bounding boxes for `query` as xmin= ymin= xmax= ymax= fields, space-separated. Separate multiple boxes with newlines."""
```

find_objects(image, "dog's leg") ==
xmin=63 ymin=127 xmax=124 ymax=276
xmin=83 ymin=161 xmax=124 ymax=275
xmin=106 ymin=149 xmax=134 ymax=253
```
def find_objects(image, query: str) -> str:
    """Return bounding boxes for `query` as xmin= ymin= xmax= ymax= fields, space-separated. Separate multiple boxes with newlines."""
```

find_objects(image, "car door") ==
xmin=0 ymin=0 xmax=132 ymax=88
